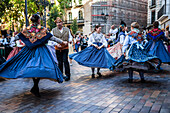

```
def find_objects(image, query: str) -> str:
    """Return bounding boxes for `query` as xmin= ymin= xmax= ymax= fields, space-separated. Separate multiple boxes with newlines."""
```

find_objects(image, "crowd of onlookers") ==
xmin=70 ymin=24 xmax=170 ymax=54
xmin=0 ymin=28 xmax=16 ymax=59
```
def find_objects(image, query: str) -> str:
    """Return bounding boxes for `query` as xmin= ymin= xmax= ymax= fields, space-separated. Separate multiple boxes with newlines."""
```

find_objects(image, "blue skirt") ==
xmin=145 ymin=40 xmax=170 ymax=63
xmin=111 ymin=43 xmax=161 ymax=72
xmin=69 ymin=43 xmax=116 ymax=68
xmin=0 ymin=45 xmax=63 ymax=83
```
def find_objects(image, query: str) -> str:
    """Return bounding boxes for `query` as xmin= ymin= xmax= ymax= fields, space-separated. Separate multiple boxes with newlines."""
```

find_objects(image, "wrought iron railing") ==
xmin=65 ymin=19 xmax=84 ymax=24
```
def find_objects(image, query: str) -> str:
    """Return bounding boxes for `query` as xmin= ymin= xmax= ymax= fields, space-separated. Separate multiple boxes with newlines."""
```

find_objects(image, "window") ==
xmin=68 ymin=12 xmax=72 ymax=21
xmin=78 ymin=10 xmax=83 ymax=20
xmin=151 ymin=10 xmax=155 ymax=24
xmin=152 ymin=0 xmax=156 ymax=6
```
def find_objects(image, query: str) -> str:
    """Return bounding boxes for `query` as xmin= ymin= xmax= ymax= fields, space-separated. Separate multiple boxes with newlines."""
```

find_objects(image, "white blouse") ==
xmin=88 ymin=32 xmax=108 ymax=47
xmin=122 ymin=35 xmax=137 ymax=53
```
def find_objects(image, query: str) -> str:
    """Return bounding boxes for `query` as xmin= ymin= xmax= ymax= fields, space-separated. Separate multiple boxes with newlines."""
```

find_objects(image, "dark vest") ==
xmin=52 ymin=27 xmax=70 ymax=50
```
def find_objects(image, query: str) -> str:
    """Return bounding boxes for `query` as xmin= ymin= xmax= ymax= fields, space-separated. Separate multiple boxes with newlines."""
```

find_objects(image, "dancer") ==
xmin=69 ymin=25 xmax=116 ymax=78
xmin=146 ymin=21 xmax=170 ymax=63
xmin=0 ymin=14 xmax=66 ymax=97
xmin=107 ymin=21 xmax=126 ymax=59
xmin=51 ymin=17 xmax=73 ymax=81
xmin=112 ymin=22 xmax=161 ymax=83
xmin=7 ymin=32 xmax=25 ymax=60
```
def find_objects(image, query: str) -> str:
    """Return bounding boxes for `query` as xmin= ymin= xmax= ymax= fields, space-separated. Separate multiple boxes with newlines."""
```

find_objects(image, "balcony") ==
xmin=75 ymin=1 xmax=83 ymax=7
xmin=65 ymin=19 xmax=84 ymax=24
xmin=157 ymin=5 xmax=169 ymax=21
xmin=66 ymin=20 xmax=73 ymax=24
xmin=77 ymin=19 xmax=84 ymax=23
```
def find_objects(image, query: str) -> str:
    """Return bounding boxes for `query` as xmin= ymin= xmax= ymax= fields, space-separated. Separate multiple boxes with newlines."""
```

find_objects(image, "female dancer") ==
xmin=146 ymin=21 xmax=170 ymax=63
xmin=107 ymin=22 xmax=126 ymax=59
xmin=0 ymin=14 xmax=66 ymax=97
xmin=112 ymin=22 xmax=161 ymax=83
xmin=69 ymin=25 xmax=115 ymax=78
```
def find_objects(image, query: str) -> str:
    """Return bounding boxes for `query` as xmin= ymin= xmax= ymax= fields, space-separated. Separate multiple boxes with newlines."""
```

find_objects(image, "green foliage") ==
xmin=57 ymin=0 xmax=71 ymax=16
xmin=47 ymin=5 xmax=60 ymax=30
xmin=71 ymin=18 xmax=78 ymax=35
xmin=0 ymin=0 xmax=11 ymax=18
xmin=0 ymin=0 xmax=49 ymax=30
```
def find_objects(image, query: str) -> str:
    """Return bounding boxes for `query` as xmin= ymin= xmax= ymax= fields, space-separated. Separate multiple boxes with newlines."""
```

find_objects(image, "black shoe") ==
xmin=97 ymin=72 xmax=102 ymax=77
xmin=91 ymin=74 xmax=95 ymax=78
xmin=63 ymin=76 xmax=67 ymax=79
xmin=141 ymin=78 xmax=145 ymax=83
xmin=65 ymin=76 xmax=70 ymax=81
xmin=128 ymin=79 xmax=133 ymax=83
xmin=30 ymin=87 xmax=41 ymax=97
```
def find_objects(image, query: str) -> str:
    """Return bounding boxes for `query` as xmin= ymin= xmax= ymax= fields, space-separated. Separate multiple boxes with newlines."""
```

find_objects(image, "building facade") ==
xmin=64 ymin=0 xmax=148 ymax=35
xmin=91 ymin=0 xmax=148 ymax=33
xmin=147 ymin=0 xmax=170 ymax=29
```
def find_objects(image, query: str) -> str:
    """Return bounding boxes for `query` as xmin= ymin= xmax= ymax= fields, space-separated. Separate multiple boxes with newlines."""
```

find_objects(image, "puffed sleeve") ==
xmin=102 ymin=35 xmax=108 ymax=47
xmin=122 ymin=35 xmax=130 ymax=53
xmin=88 ymin=34 xmax=94 ymax=46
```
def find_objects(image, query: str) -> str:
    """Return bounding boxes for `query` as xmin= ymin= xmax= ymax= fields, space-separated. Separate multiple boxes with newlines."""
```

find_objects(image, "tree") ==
xmin=71 ymin=18 xmax=78 ymax=35
xmin=47 ymin=5 xmax=60 ymax=30
xmin=57 ymin=0 xmax=71 ymax=20
xmin=0 ymin=0 xmax=11 ymax=18
xmin=0 ymin=0 xmax=46 ymax=30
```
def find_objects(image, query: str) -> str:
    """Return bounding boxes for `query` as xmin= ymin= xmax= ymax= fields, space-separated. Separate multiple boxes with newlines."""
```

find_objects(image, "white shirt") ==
xmin=2 ymin=38 xmax=8 ymax=45
xmin=47 ymin=40 xmax=58 ymax=46
xmin=16 ymin=40 xmax=24 ymax=47
xmin=10 ymin=37 xmax=16 ymax=47
xmin=109 ymin=28 xmax=118 ymax=35
xmin=51 ymin=27 xmax=73 ymax=42
xmin=120 ymin=35 xmax=125 ymax=45
xmin=88 ymin=32 xmax=108 ymax=47
xmin=122 ymin=35 xmax=137 ymax=53
xmin=110 ymin=35 xmax=116 ymax=41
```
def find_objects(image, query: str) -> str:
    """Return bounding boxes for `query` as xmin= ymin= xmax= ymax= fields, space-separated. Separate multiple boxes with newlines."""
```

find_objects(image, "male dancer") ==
xmin=51 ymin=17 xmax=73 ymax=81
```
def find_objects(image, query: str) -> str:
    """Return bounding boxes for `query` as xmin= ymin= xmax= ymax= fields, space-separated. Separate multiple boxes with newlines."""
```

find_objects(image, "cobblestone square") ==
xmin=0 ymin=61 xmax=169 ymax=113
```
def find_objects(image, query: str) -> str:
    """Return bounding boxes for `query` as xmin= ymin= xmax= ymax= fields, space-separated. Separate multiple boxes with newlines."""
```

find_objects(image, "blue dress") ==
xmin=111 ymin=32 xmax=161 ymax=72
xmin=146 ymin=28 xmax=170 ymax=63
xmin=69 ymin=32 xmax=116 ymax=68
xmin=0 ymin=27 xmax=63 ymax=83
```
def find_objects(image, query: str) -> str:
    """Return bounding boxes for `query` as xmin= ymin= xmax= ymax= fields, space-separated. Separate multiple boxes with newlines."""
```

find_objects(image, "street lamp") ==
xmin=25 ymin=0 xmax=29 ymax=27
xmin=101 ymin=12 xmax=109 ymax=34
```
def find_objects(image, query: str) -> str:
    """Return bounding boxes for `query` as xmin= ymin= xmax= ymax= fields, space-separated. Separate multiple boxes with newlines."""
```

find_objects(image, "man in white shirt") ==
xmin=51 ymin=17 xmax=73 ymax=81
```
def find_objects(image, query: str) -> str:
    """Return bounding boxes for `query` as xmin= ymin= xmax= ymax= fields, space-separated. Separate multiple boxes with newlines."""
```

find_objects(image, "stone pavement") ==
xmin=0 ymin=61 xmax=170 ymax=113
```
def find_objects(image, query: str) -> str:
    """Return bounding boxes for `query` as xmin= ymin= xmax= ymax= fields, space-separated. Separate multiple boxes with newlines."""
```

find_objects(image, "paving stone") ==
xmin=0 ymin=62 xmax=169 ymax=113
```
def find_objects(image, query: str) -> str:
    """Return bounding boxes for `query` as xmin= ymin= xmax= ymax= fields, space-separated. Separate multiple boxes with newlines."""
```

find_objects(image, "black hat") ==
xmin=120 ymin=20 xmax=126 ymax=27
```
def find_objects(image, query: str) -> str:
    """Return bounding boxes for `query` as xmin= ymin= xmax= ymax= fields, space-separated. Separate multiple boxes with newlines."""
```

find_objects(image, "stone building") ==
xmin=147 ymin=0 xmax=170 ymax=29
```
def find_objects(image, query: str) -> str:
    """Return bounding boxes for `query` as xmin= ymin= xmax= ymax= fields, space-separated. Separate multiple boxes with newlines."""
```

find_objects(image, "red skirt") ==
xmin=7 ymin=47 xmax=22 ymax=60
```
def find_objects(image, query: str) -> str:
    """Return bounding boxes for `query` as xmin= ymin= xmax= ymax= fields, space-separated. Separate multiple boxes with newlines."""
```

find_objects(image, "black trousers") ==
xmin=56 ymin=49 xmax=70 ymax=77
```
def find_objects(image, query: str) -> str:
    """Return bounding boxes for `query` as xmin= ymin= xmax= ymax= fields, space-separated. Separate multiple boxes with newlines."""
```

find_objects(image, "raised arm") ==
xmin=50 ymin=36 xmax=63 ymax=44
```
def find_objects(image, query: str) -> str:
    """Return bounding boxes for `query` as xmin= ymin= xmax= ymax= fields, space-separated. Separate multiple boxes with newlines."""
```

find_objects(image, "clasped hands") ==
xmin=57 ymin=41 xmax=69 ymax=49
xmin=92 ymin=44 xmax=103 ymax=50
